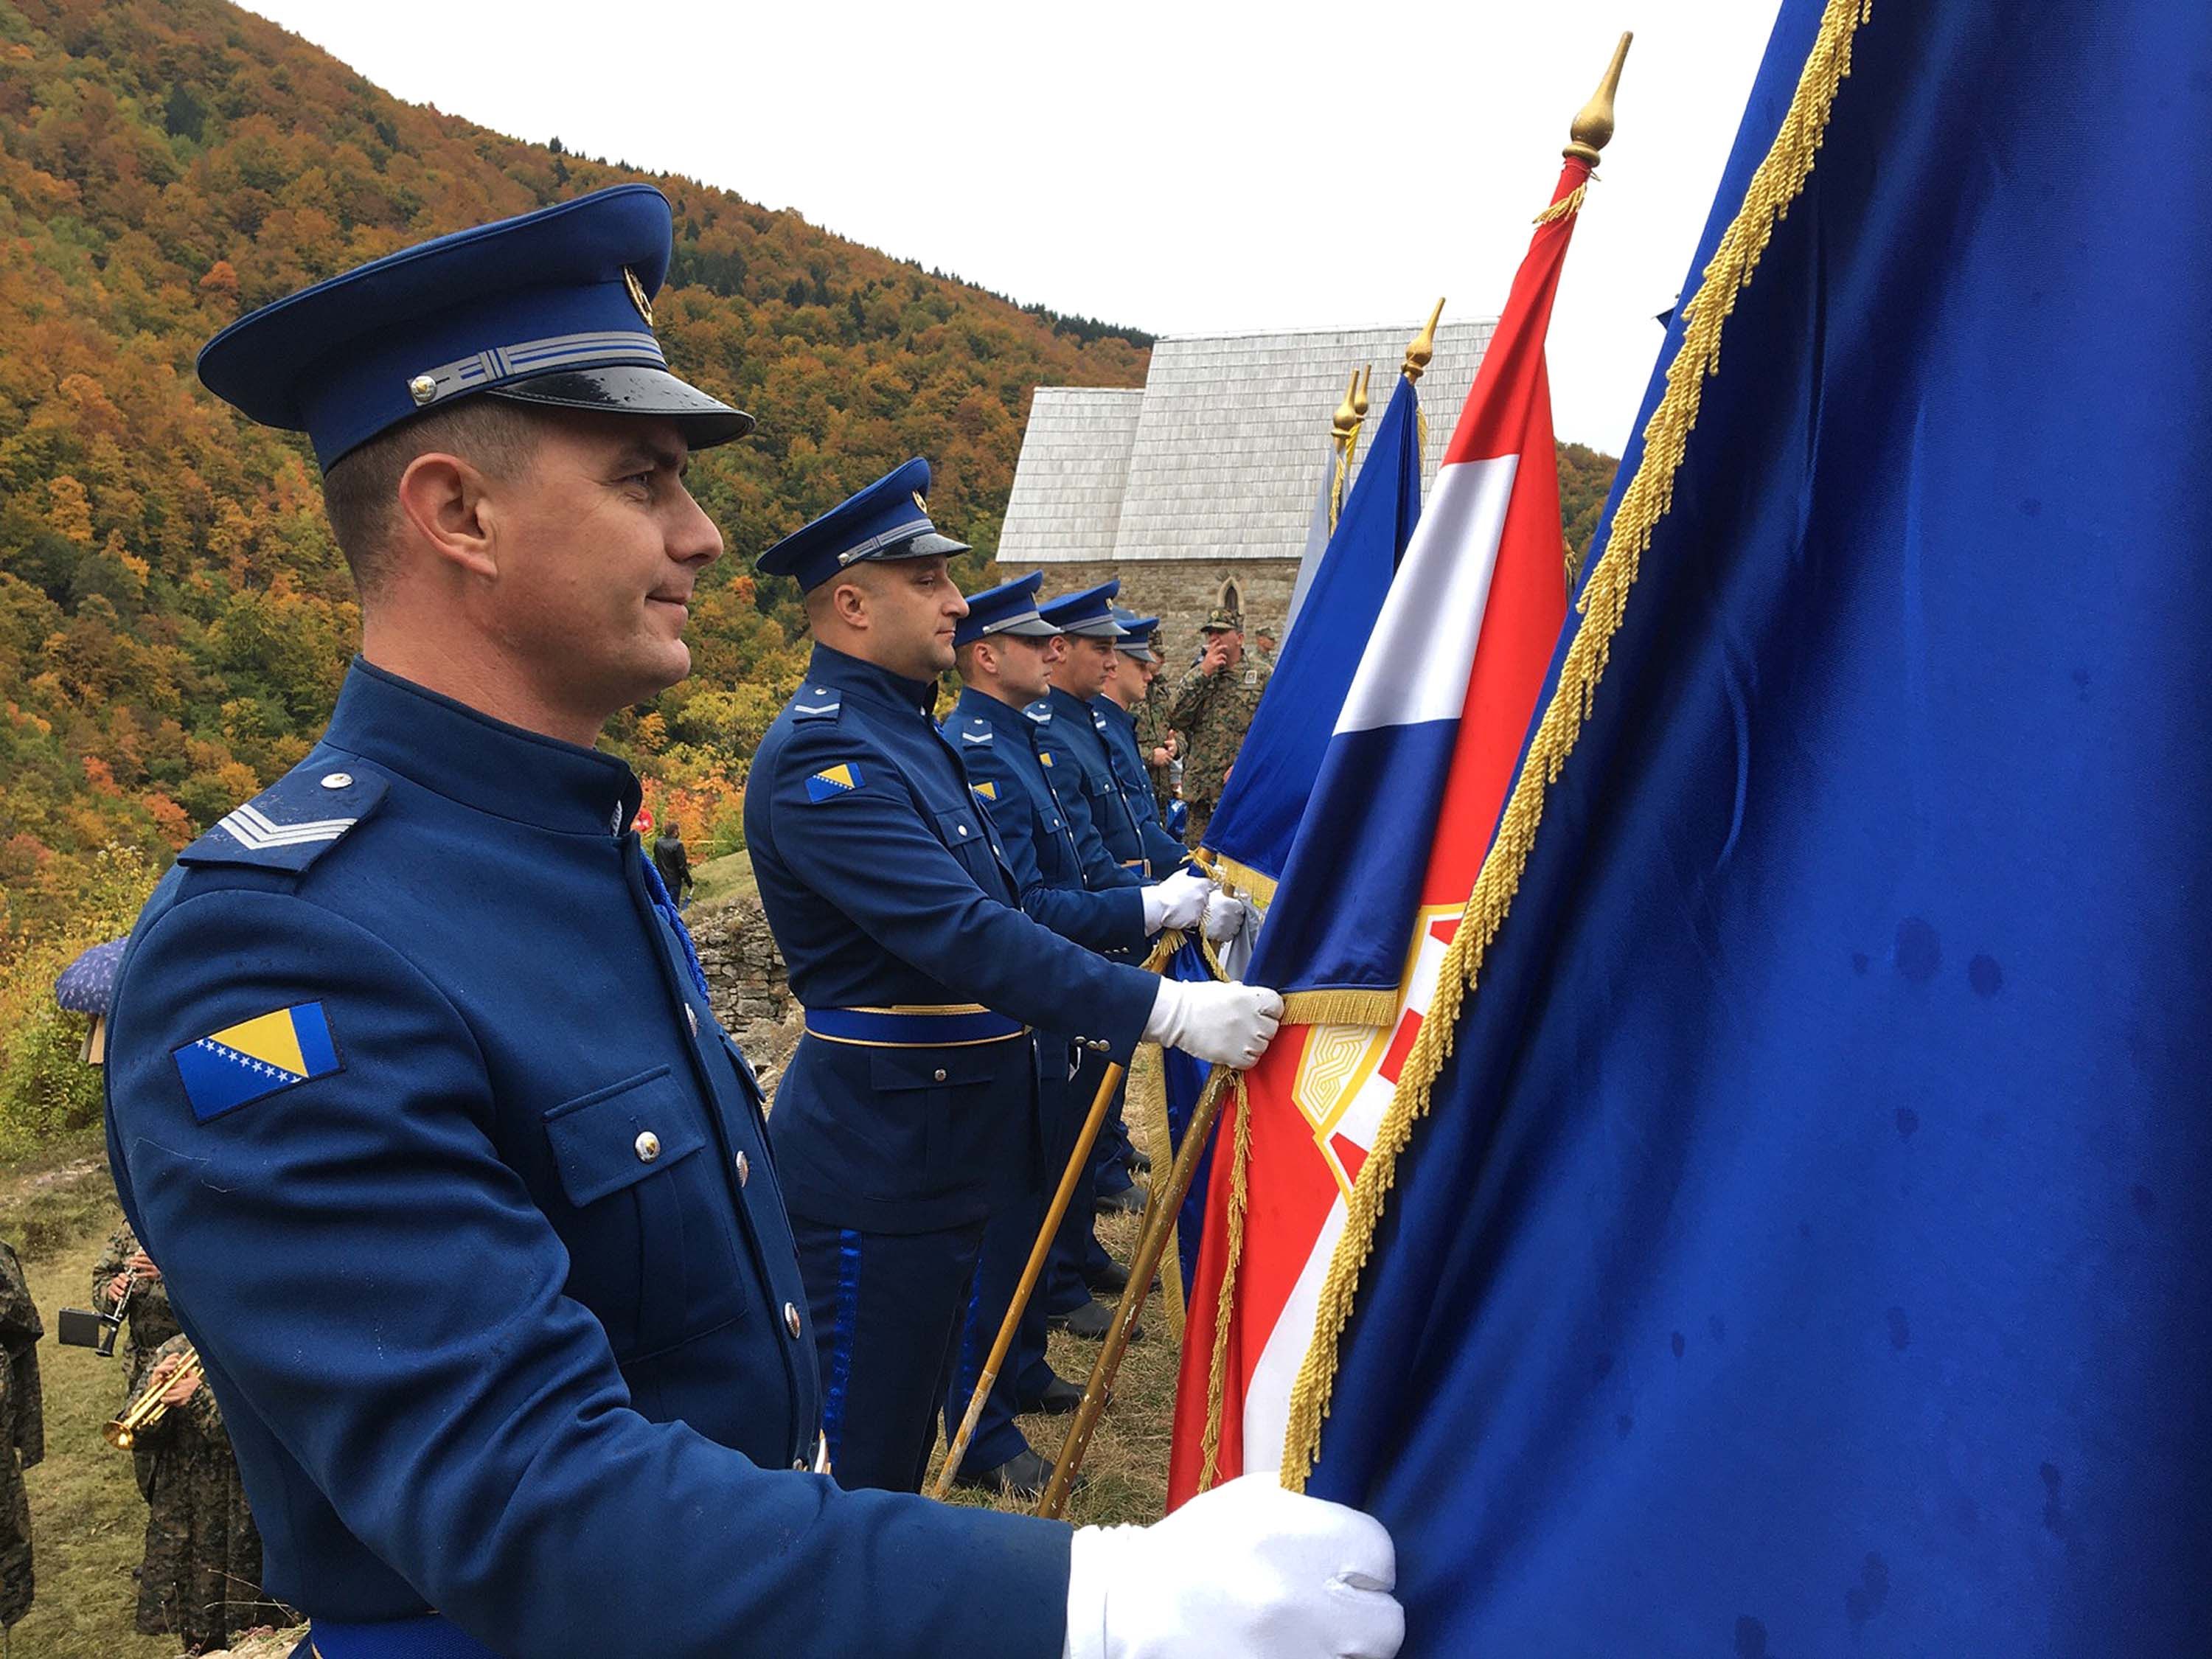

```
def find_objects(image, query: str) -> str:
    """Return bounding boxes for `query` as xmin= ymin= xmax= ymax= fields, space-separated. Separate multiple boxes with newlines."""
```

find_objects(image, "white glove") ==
xmin=1063 ymin=1474 xmax=1403 ymax=1659
xmin=1141 ymin=868 xmax=1216 ymax=933
xmin=1200 ymin=892 xmax=1246 ymax=945
xmin=1141 ymin=978 xmax=1281 ymax=1068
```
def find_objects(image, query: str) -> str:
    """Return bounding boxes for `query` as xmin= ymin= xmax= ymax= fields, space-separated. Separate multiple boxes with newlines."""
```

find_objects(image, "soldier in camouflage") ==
xmin=1166 ymin=606 xmax=1272 ymax=849
xmin=1135 ymin=661 xmax=1178 ymax=815
xmin=94 ymin=1225 xmax=282 ymax=1649
xmin=129 ymin=1332 xmax=284 ymax=1652
xmin=0 ymin=1237 xmax=41 ymax=1638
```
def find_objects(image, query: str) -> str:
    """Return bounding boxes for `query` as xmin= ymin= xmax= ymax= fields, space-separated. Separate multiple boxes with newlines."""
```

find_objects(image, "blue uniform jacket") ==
xmin=745 ymin=646 xmax=1158 ymax=1234
xmin=102 ymin=659 xmax=1070 ymax=1657
xmin=945 ymin=686 xmax=1149 ymax=956
xmin=1026 ymin=689 xmax=1148 ymax=886
xmin=1091 ymin=696 xmax=1192 ymax=877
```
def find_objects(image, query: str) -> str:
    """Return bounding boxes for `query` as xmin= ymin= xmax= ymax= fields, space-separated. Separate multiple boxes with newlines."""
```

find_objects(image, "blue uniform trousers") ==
xmin=796 ymin=1215 xmax=989 ymax=1493
xmin=946 ymin=1191 xmax=1055 ymax=1474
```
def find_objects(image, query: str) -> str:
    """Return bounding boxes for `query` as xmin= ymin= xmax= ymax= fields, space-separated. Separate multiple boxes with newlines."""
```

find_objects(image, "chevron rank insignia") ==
xmin=178 ymin=766 xmax=386 ymax=874
xmin=173 ymin=1002 xmax=343 ymax=1122
xmin=971 ymin=780 xmax=998 ymax=801
xmin=805 ymin=762 xmax=864 ymax=803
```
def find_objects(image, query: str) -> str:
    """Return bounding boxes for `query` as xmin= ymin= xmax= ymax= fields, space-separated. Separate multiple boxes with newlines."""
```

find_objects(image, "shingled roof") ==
xmin=1001 ymin=316 xmax=1495 ymax=566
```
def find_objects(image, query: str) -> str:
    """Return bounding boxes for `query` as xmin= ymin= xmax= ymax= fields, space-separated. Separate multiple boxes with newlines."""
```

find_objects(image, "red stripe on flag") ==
xmin=1378 ymin=1010 xmax=1425 ymax=1085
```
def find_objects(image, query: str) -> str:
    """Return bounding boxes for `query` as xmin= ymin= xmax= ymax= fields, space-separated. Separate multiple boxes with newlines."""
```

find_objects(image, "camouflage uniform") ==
xmin=0 ymin=1240 xmax=42 ymax=1633
xmin=95 ymin=1226 xmax=282 ymax=1649
xmin=91 ymin=1222 xmax=181 ymax=1399
xmin=1167 ymin=619 xmax=1272 ymax=849
xmin=1134 ymin=669 xmax=1178 ymax=815
xmin=128 ymin=1332 xmax=283 ymax=1650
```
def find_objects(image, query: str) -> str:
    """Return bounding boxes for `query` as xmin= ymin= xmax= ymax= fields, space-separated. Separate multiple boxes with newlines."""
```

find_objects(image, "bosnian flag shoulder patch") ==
xmin=173 ymin=1002 xmax=344 ymax=1122
xmin=805 ymin=762 xmax=864 ymax=803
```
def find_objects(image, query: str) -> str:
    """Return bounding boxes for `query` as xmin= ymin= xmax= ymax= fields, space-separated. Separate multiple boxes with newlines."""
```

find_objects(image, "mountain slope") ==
xmin=0 ymin=0 xmax=1152 ymax=940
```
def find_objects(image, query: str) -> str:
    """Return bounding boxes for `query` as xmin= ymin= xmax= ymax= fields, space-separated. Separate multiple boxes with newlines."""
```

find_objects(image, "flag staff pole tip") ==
xmin=1402 ymin=298 xmax=1446 ymax=383
xmin=1565 ymin=30 xmax=1632 ymax=164
xmin=1352 ymin=364 xmax=1372 ymax=420
xmin=1332 ymin=371 xmax=1360 ymax=451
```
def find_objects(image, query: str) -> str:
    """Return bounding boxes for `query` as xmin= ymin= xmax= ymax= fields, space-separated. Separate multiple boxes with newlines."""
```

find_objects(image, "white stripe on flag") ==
xmin=1333 ymin=454 xmax=1519 ymax=734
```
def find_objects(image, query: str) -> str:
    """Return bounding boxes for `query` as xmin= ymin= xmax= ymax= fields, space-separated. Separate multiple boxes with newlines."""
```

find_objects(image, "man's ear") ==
xmin=395 ymin=451 xmax=500 ymax=579
xmin=828 ymin=574 xmax=871 ymax=633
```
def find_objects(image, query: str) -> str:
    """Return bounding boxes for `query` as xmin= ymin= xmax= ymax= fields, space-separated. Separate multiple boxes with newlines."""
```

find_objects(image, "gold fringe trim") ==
xmin=1127 ymin=1039 xmax=1187 ymax=1343
xmin=1278 ymin=987 xmax=1398 ymax=1029
xmin=1531 ymin=180 xmax=1589 ymax=226
xmin=1200 ymin=848 xmax=1279 ymax=913
xmin=1278 ymin=0 xmax=1874 ymax=1492
xmin=1196 ymin=1068 xmax=1251 ymax=1493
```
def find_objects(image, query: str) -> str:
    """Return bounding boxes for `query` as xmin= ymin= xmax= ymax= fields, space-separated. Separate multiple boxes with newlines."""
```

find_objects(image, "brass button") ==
xmin=408 ymin=372 xmax=438 ymax=405
xmin=735 ymin=1150 xmax=751 ymax=1186
xmin=956 ymin=823 xmax=969 ymax=837
xmin=320 ymin=771 xmax=352 ymax=790
xmin=933 ymin=1068 xmax=947 ymax=1083
xmin=684 ymin=1005 xmax=699 ymax=1036
xmin=633 ymin=1130 xmax=661 ymax=1163
xmin=783 ymin=1301 xmax=802 ymax=1338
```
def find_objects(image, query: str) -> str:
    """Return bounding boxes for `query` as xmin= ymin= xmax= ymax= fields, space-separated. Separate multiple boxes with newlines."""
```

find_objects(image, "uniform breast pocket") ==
xmin=868 ymin=1046 xmax=1003 ymax=1189
xmin=542 ymin=1066 xmax=741 ymax=1360
xmin=932 ymin=803 xmax=1005 ymax=889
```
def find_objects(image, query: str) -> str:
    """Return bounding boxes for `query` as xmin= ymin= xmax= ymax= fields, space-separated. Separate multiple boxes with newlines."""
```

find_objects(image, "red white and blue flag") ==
xmin=1168 ymin=157 xmax=1587 ymax=1505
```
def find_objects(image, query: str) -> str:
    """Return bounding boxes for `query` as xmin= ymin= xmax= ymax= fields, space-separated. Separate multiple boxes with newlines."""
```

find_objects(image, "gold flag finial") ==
xmin=1352 ymin=364 xmax=1371 ymax=421
xmin=1402 ymin=297 xmax=1446 ymax=383
xmin=1332 ymin=370 xmax=1360 ymax=450
xmin=1564 ymin=31 xmax=1632 ymax=165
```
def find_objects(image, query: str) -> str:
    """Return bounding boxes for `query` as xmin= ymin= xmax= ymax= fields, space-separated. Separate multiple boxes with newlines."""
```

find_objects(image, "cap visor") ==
xmin=487 ymin=365 xmax=755 ymax=448
xmin=1117 ymin=644 xmax=1157 ymax=661
xmin=874 ymin=530 xmax=973 ymax=561
xmin=1062 ymin=619 xmax=1124 ymax=639
xmin=991 ymin=616 xmax=1062 ymax=639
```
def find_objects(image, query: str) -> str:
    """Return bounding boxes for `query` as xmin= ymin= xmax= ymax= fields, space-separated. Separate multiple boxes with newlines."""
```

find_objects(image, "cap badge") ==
xmin=623 ymin=266 xmax=655 ymax=326
xmin=408 ymin=373 xmax=438 ymax=406
xmin=911 ymin=490 xmax=928 ymax=515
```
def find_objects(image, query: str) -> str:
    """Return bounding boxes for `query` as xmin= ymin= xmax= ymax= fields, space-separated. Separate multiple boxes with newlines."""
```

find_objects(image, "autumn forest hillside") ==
xmin=0 ymin=0 xmax=1618 ymax=968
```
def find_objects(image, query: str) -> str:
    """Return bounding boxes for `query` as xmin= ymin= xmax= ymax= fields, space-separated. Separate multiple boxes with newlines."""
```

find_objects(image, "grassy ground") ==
xmin=4 ymin=1119 xmax=1180 ymax=1654
xmin=5 ymin=1138 xmax=193 ymax=1659
xmin=689 ymin=850 xmax=758 ymax=908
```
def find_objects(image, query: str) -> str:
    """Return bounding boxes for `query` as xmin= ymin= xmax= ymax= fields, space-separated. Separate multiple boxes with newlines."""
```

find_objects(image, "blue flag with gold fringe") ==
xmin=1289 ymin=2 xmax=2212 ymax=1653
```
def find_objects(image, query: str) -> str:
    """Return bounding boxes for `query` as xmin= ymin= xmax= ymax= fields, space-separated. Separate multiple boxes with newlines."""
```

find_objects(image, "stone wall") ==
xmin=689 ymin=888 xmax=799 ymax=1071
xmin=1038 ymin=557 xmax=1301 ymax=665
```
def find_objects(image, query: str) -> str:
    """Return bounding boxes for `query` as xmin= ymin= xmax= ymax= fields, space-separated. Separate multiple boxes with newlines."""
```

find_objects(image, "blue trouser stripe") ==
xmin=822 ymin=1229 xmax=863 ymax=1471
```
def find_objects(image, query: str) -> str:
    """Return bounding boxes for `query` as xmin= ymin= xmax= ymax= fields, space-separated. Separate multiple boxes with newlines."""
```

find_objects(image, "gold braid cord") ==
xmin=1196 ymin=1068 xmax=1253 ymax=1492
xmin=1279 ymin=0 xmax=1874 ymax=1490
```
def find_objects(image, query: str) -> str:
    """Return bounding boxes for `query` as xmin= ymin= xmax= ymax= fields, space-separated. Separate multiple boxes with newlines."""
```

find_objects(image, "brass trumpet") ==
xmin=104 ymin=1346 xmax=202 ymax=1450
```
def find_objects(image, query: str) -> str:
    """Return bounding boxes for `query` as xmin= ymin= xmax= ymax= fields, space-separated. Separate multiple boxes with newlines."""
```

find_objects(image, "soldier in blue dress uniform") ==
xmin=1096 ymin=610 xmax=1206 ymax=884
xmin=745 ymin=466 xmax=1284 ymax=1500
xmin=99 ymin=187 xmax=1402 ymax=1659
xmin=939 ymin=575 xmax=1215 ymax=1494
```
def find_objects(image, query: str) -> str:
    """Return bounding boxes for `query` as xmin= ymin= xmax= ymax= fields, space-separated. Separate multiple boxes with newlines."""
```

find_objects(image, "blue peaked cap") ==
xmin=955 ymin=571 xmax=1060 ymax=648
xmin=755 ymin=457 xmax=971 ymax=592
xmin=1112 ymin=605 xmax=1160 ymax=661
xmin=1040 ymin=580 xmax=1122 ymax=639
xmin=196 ymin=184 xmax=754 ymax=470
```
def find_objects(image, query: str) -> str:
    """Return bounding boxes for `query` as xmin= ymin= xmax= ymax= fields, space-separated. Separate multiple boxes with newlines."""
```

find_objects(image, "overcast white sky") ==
xmin=241 ymin=0 xmax=1783 ymax=453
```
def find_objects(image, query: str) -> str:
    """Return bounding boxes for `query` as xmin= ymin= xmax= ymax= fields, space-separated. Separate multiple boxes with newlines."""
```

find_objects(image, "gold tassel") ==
xmin=1127 ymin=1040 xmax=1187 ymax=1342
xmin=1196 ymin=1068 xmax=1251 ymax=1492
xmin=1531 ymin=180 xmax=1590 ymax=226
xmin=1202 ymin=850 xmax=1278 ymax=912
xmin=1278 ymin=0 xmax=1876 ymax=1492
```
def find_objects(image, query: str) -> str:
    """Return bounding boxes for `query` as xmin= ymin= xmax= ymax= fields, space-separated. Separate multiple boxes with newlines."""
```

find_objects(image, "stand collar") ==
xmin=803 ymin=641 xmax=938 ymax=718
xmin=324 ymin=658 xmax=641 ymax=836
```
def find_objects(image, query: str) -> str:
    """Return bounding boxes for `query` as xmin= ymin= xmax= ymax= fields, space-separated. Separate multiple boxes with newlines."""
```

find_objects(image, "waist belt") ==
xmin=803 ymin=1004 xmax=1027 ymax=1048
xmin=310 ymin=1614 xmax=498 ymax=1659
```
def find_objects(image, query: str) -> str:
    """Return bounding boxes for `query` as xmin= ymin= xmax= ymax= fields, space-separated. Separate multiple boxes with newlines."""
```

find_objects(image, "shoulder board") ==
xmin=1091 ymin=709 xmax=1110 ymax=731
xmin=791 ymin=684 xmax=844 ymax=724
xmin=178 ymin=763 xmax=389 ymax=875
xmin=957 ymin=717 xmax=993 ymax=746
xmin=1022 ymin=699 xmax=1051 ymax=726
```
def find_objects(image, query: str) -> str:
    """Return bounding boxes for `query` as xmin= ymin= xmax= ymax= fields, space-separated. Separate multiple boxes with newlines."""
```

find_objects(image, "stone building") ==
xmin=998 ymin=316 xmax=1495 ymax=661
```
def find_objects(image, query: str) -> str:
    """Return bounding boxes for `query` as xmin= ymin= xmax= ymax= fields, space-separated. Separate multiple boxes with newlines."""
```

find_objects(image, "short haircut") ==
xmin=320 ymin=397 xmax=544 ymax=597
